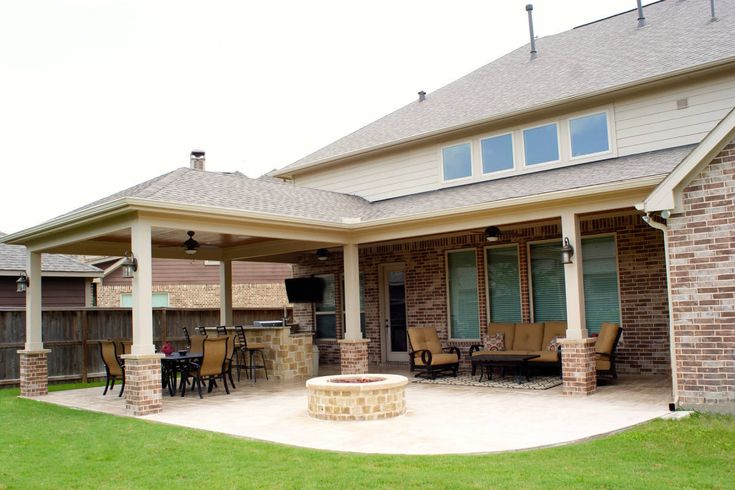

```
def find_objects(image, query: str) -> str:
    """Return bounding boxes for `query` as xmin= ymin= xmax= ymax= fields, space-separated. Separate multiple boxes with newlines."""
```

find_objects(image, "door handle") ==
xmin=385 ymin=319 xmax=390 ymax=328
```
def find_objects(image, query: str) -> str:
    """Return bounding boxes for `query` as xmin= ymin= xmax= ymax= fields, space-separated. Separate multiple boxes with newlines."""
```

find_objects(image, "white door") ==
xmin=382 ymin=264 xmax=408 ymax=362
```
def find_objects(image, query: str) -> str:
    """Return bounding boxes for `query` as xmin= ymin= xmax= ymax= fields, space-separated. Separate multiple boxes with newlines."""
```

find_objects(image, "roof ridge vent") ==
xmin=636 ymin=0 xmax=646 ymax=27
xmin=418 ymin=90 xmax=426 ymax=102
xmin=526 ymin=4 xmax=538 ymax=58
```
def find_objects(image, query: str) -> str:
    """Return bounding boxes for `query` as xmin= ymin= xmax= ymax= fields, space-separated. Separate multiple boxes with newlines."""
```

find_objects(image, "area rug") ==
xmin=411 ymin=374 xmax=562 ymax=390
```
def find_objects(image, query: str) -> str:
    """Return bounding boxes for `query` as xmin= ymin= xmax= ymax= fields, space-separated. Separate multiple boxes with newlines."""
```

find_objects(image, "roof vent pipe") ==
xmin=190 ymin=150 xmax=205 ymax=171
xmin=526 ymin=4 xmax=537 ymax=57
xmin=710 ymin=0 xmax=718 ymax=21
xmin=636 ymin=0 xmax=646 ymax=27
xmin=418 ymin=90 xmax=426 ymax=102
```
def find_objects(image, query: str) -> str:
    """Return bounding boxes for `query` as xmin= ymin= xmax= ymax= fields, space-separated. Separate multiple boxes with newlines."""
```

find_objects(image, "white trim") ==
xmin=522 ymin=121 xmax=561 ymax=168
xmin=445 ymin=248 xmax=481 ymax=342
xmin=0 ymin=270 xmax=102 ymax=278
xmin=483 ymin=243 xmax=522 ymax=324
xmin=378 ymin=263 xmax=408 ymax=363
xmin=440 ymin=141 xmax=474 ymax=183
xmin=645 ymin=106 xmax=735 ymax=213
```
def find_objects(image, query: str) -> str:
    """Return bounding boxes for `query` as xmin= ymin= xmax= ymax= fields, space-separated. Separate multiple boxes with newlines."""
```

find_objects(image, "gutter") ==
xmin=641 ymin=211 xmax=679 ymax=408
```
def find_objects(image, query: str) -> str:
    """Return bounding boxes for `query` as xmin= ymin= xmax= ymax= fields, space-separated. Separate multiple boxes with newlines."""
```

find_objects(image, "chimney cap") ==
xmin=418 ymin=90 xmax=427 ymax=102
xmin=190 ymin=150 xmax=205 ymax=158
xmin=525 ymin=4 xmax=533 ymax=11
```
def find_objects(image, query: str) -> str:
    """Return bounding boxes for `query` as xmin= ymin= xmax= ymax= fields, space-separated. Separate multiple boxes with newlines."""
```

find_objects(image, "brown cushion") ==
xmin=512 ymin=323 xmax=544 ymax=351
xmin=415 ymin=352 xmax=458 ymax=366
xmin=488 ymin=323 xmax=515 ymax=349
xmin=408 ymin=327 xmax=443 ymax=354
xmin=595 ymin=323 xmax=621 ymax=355
xmin=529 ymin=351 xmax=561 ymax=363
xmin=596 ymin=353 xmax=611 ymax=371
xmin=471 ymin=350 xmax=533 ymax=357
xmin=542 ymin=321 xmax=567 ymax=348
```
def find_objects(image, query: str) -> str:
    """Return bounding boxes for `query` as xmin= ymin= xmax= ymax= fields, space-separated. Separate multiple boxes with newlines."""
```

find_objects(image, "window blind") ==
xmin=448 ymin=250 xmax=480 ymax=339
xmin=486 ymin=246 xmax=522 ymax=322
xmin=582 ymin=236 xmax=621 ymax=333
xmin=530 ymin=242 xmax=567 ymax=321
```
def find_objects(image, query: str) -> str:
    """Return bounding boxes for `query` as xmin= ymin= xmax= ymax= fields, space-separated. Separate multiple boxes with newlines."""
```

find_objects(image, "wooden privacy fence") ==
xmin=0 ymin=307 xmax=288 ymax=385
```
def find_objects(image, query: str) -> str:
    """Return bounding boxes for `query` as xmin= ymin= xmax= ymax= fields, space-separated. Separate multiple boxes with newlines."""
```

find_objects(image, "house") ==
xmin=3 ymin=0 xmax=734 ymax=415
xmin=0 ymin=233 xmax=102 ymax=307
xmin=88 ymin=256 xmax=291 ymax=309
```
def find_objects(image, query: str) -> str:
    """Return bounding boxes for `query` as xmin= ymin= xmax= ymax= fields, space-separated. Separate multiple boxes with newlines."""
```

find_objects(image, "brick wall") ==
xmin=667 ymin=139 xmax=735 ymax=410
xmin=295 ymin=212 xmax=669 ymax=375
xmin=97 ymin=283 xmax=288 ymax=308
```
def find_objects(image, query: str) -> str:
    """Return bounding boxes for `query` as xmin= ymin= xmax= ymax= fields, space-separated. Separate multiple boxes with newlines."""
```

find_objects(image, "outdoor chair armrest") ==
xmin=443 ymin=346 xmax=461 ymax=360
xmin=409 ymin=349 xmax=433 ymax=366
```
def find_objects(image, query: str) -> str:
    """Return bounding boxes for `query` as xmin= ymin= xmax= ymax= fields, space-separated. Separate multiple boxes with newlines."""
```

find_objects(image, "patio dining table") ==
xmin=160 ymin=352 xmax=202 ymax=397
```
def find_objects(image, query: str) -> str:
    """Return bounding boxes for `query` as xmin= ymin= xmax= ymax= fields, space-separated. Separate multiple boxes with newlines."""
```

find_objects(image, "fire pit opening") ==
xmin=306 ymin=374 xmax=408 ymax=421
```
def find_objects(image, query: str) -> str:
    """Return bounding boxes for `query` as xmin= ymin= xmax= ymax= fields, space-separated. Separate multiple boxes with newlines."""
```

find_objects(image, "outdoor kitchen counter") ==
xmin=238 ymin=325 xmax=313 ymax=382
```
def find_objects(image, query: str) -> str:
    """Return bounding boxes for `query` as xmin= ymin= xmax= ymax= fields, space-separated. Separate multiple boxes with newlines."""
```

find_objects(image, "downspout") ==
xmin=642 ymin=212 xmax=679 ymax=408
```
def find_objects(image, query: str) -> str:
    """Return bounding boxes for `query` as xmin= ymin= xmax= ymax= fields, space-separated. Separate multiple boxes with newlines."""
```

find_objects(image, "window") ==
xmin=530 ymin=242 xmax=567 ymax=321
xmin=341 ymin=274 xmax=366 ymax=338
xmin=570 ymin=112 xmax=609 ymax=157
xmin=582 ymin=236 xmax=620 ymax=333
xmin=120 ymin=292 xmax=169 ymax=308
xmin=486 ymin=246 xmax=522 ymax=322
xmin=523 ymin=123 xmax=559 ymax=165
xmin=481 ymin=133 xmax=514 ymax=173
xmin=447 ymin=250 xmax=479 ymax=339
xmin=315 ymin=274 xmax=336 ymax=339
xmin=442 ymin=143 xmax=472 ymax=180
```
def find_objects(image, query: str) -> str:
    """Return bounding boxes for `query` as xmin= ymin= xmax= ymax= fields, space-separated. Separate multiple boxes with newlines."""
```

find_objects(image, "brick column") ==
xmin=560 ymin=338 xmax=597 ymax=396
xmin=123 ymin=355 xmax=164 ymax=416
xmin=338 ymin=339 xmax=370 ymax=375
xmin=18 ymin=350 xmax=51 ymax=397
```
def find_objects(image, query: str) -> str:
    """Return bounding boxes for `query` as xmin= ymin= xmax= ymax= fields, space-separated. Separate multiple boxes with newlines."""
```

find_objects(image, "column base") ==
xmin=17 ymin=349 xmax=51 ymax=397
xmin=338 ymin=339 xmax=370 ymax=375
xmin=121 ymin=354 xmax=164 ymax=416
xmin=559 ymin=338 xmax=597 ymax=396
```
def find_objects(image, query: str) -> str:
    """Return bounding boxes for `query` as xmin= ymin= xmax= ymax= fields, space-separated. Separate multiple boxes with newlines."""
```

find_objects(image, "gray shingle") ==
xmin=280 ymin=0 xmax=735 ymax=172
xmin=0 ymin=242 xmax=102 ymax=274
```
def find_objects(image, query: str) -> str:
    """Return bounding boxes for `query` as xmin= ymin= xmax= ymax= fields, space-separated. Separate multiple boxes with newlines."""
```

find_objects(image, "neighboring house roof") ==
xmin=0 ymin=234 xmax=102 ymax=275
xmin=47 ymin=145 xmax=693 ymax=227
xmin=278 ymin=0 xmax=735 ymax=174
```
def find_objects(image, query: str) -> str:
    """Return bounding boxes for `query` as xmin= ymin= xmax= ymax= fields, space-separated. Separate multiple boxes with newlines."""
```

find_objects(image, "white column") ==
xmin=219 ymin=260 xmax=233 ymax=327
xmin=343 ymin=244 xmax=362 ymax=340
xmin=25 ymin=251 xmax=43 ymax=351
xmin=561 ymin=212 xmax=587 ymax=340
xmin=131 ymin=220 xmax=155 ymax=355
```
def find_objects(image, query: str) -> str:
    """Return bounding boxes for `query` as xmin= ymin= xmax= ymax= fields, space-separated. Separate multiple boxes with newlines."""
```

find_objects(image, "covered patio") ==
xmin=33 ymin=365 xmax=671 ymax=454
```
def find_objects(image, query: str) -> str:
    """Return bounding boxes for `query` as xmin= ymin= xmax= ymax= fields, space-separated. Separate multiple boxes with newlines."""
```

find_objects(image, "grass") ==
xmin=0 ymin=385 xmax=733 ymax=489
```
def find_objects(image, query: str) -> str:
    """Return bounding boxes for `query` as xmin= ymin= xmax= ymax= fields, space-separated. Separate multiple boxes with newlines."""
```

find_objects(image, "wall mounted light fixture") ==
xmin=16 ymin=272 xmax=29 ymax=293
xmin=561 ymin=237 xmax=574 ymax=264
xmin=316 ymin=248 xmax=330 ymax=261
xmin=121 ymin=252 xmax=138 ymax=278
xmin=484 ymin=226 xmax=502 ymax=242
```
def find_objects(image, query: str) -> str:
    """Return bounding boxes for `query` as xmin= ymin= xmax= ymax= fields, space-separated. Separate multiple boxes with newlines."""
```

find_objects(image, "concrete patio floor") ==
xmin=36 ymin=365 xmax=672 ymax=455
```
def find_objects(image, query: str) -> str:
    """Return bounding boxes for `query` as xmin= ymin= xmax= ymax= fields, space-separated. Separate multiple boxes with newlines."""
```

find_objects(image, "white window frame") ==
xmin=522 ymin=121 xmax=561 ymax=168
xmin=484 ymin=243 xmax=522 ymax=324
xmin=445 ymin=248 xmax=481 ymax=341
xmin=440 ymin=141 xmax=474 ymax=183
xmin=567 ymin=110 xmax=613 ymax=161
xmin=314 ymin=273 xmax=337 ymax=340
xmin=480 ymin=131 xmax=516 ymax=176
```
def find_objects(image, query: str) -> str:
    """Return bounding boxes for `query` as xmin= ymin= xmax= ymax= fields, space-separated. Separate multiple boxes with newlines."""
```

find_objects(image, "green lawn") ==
xmin=0 ymin=385 xmax=733 ymax=489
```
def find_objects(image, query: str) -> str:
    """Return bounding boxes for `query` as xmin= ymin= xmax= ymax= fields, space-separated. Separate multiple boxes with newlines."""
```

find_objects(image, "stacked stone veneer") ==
xmin=124 ymin=355 xmax=163 ymax=416
xmin=560 ymin=338 xmax=597 ymax=395
xmin=306 ymin=374 xmax=407 ymax=421
xmin=338 ymin=339 xmax=369 ymax=374
xmin=667 ymin=138 xmax=735 ymax=411
xmin=244 ymin=328 xmax=312 ymax=382
xmin=18 ymin=350 xmax=51 ymax=397
xmin=97 ymin=283 xmax=288 ymax=308
xmin=294 ymin=212 xmax=669 ymax=376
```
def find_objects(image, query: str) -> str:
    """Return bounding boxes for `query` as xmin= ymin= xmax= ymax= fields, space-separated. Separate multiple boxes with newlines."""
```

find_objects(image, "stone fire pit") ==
xmin=306 ymin=374 xmax=408 ymax=421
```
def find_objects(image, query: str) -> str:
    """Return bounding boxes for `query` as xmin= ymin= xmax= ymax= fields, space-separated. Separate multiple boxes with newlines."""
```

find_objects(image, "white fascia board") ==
xmin=644 ymin=107 xmax=735 ymax=213
xmin=0 ymin=270 xmax=102 ymax=278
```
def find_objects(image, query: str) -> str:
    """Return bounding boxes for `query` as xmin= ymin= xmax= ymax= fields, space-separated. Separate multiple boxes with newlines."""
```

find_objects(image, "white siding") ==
xmin=615 ymin=77 xmax=735 ymax=156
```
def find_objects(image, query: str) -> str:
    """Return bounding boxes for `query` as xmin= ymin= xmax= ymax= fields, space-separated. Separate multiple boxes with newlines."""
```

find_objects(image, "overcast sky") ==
xmin=1 ymin=0 xmax=656 ymax=234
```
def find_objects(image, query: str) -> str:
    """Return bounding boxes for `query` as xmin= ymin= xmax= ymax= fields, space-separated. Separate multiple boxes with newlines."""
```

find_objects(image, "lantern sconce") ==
xmin=484 ymin=226 xmax=502 ymax=242
xmin=316 ymin=248 xmax=330 ymax=261
xmin=16 ymin=272 xmax=29 ymax=293
xmin=121 ymin=252 xmax=138 ymax=278
xmin=561 ymin=237 xmax=574 ymax=264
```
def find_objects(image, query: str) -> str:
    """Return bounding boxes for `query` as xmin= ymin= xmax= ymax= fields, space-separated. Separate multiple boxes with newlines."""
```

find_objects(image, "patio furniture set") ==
xmin=407 ymin=322 xmax=623 ymax=384
xmin=99 ymin=324 xmax=269 ymax=399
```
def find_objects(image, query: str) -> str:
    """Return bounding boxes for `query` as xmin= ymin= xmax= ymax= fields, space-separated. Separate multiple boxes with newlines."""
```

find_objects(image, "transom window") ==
xmin=481 ymin=133 xmax=514 ymax=174
xmin=442 ymin=143 xmax=472 ymax=180
xmin=570 ymin=112 xmax=609 ymax=157
xmin=523 ymin=123 xmax=559 ymax=166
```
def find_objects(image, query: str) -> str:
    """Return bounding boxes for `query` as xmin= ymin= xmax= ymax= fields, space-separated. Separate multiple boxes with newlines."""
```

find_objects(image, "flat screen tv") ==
xmin=285 ymin=277 xmax=324 ymax=303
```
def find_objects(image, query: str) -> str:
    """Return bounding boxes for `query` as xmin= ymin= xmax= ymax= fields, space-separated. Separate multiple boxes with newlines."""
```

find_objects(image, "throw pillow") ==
xmin=483 ymin=332 xmax=505 ymax=351
xmin=547 ymin=336 xmax=562 ymax=352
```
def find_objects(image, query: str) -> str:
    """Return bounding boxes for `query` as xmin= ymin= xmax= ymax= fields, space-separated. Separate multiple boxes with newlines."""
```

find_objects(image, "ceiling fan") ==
xmin=158 ymin=231 xmax=216 ymax=256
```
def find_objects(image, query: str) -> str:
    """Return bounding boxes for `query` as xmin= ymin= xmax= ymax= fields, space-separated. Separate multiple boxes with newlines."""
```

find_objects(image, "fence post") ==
xmin=80 ymin=310 xmax=89 ymax=383
xmin=161 ymin=309 xmax=168 ymax=344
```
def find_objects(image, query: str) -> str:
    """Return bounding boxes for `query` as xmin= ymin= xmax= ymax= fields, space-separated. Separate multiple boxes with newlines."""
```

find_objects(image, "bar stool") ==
xmin=197 ymin=326 xmax=207 ymax=336
xmin=234 ymin=325 xmax=268 ymax=382
xmin=216 ymin=325 xmax=227 ymax=336
xmin=181 ymin=326 xmax=191 ymax=349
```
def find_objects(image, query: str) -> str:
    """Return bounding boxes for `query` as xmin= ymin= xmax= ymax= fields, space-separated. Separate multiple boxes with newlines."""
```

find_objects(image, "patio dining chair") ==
xmin=189 ymin=334 xmax=206 ymax=355
xmin=182 ymin=326 xmax=192 ymax=349
xmin=595 ymin=322 xmax=623 ymax=380
xmin=216 ymin=325 xmax=227 ymax=336
xmin=407 ymin=327 xmax=460 ymax=379
xmin=183 ymin=336 xmax=230 ymax=399
xmin=197 ymin=326 xmax=208 ymax=336
xmin=99 ymin=340 xmax=125 ymax=397
xmin=234 ymin=325 xmax=268 ymax=382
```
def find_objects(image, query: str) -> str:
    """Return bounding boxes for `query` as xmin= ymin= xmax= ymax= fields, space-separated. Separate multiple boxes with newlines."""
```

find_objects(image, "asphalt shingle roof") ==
xmin=60 ymin=145 xmax=693 ymax=225
xmin=0 ymin=237 xmax=102 ymax=274
xmin=280 ymin=0 xmax=735 ymax=173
